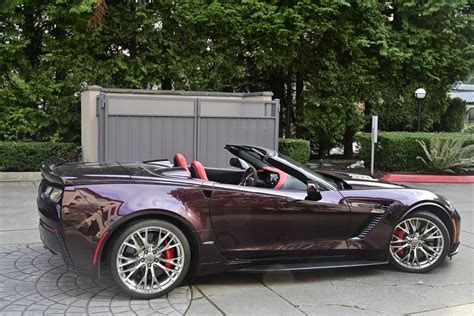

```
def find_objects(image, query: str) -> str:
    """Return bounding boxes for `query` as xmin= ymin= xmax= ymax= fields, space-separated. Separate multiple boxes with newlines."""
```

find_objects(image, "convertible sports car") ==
xmin=37 ymin=144 xmax=461 ymax=299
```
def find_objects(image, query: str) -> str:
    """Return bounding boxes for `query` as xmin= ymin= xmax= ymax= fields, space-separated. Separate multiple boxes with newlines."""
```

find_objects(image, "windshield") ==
xmin=276 ymin=153 xmax=338 ymax=190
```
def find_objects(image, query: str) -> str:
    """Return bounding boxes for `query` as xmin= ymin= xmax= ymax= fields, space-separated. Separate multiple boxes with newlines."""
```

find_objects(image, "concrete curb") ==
xmin=0 ymin=172 xmax=41 ymax=182
xmin=382 ymin=174 xmax=474 ymax=183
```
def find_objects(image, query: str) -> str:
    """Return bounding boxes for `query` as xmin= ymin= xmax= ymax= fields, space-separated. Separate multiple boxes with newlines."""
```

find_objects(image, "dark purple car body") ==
xmin=37 ymin=144 xmax=461 ymax=294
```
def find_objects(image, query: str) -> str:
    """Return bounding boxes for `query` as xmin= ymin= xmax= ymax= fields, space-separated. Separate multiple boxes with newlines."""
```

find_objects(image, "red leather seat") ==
xmin=191 ymin=160 xmax=208 ymax=180
xmin=174 ymin=153 xmax=190 ymax=175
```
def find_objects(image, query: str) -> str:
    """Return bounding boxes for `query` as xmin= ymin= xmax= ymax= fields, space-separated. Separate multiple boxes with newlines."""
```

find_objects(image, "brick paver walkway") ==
xmin=0 ymin=244 xmax=192 ymax=315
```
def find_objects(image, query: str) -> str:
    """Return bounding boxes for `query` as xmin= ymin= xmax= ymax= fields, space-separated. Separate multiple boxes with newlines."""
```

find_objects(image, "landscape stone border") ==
xmin=0 ymin=172 xmax=41 ymax=182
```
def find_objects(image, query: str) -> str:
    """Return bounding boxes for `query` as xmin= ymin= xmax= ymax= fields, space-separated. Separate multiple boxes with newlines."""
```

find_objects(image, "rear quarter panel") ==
xmin=61 ymin=182 xmax=211 ymax=275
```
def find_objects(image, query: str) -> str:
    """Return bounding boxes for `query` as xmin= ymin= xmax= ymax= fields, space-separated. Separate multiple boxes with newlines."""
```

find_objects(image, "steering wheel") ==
xmin=238 ymin=167 xmax=257 ymax=186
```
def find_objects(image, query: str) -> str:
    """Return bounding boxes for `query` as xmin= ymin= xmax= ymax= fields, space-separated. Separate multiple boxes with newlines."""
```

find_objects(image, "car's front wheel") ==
xmin=389 ymin=211 xmax=450 ymax=273
xmin=109 ymin=219 xmax=191 ymax=299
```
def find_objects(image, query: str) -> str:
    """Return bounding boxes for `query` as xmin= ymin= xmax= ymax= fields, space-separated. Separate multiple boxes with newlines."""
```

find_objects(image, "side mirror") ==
xmin=230 ymin=157 xmax=249 ymax=170
xmin=307 ymin=181 xmax=322 ymax=200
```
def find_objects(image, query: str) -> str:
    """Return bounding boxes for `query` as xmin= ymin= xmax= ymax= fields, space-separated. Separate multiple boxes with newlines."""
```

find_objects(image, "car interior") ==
xmin=173 ymin=152 xmax=307 ymax=191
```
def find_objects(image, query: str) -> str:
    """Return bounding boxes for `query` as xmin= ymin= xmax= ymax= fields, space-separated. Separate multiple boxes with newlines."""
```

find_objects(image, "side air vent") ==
xmin=356 ymin=203 xmax=393 ymax=239
xmin=357 ymin=215 xmax=384 ymax=239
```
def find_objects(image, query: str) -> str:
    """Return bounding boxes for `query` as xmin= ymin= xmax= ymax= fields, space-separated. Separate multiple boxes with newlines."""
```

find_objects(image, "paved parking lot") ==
xmin=0 ymin=181 xmax=472 ymax=315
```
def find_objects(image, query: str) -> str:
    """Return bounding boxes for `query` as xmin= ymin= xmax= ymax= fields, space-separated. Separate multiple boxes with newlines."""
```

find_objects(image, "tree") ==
xmin=0 ymin=0 xmax=472 ymax=156
xmin=377 ymin=0 xmax=473 ymax=132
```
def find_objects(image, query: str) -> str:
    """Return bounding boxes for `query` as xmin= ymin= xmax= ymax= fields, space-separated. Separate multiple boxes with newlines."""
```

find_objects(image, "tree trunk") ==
xmin=363 ymin=101 xmax=372 ymax=132
xmin=22 ymin=5 xmax=42 ymax=70
xmin=285 ymin=72 xmax=293 ymax=138
xmin=343 ymin=126 xmax=354 ymax=159
xmin=295 ymin=70 xmax=304 ymax=138
xmin=161 ymin=78 xmax=172 ymax=90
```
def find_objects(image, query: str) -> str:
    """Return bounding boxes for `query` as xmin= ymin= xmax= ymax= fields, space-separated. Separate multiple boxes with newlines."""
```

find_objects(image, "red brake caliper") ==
xmin=163 ymin=238 xmax=175 ymax=268
xmin=394 ymin=228 xmax=406 ymax=257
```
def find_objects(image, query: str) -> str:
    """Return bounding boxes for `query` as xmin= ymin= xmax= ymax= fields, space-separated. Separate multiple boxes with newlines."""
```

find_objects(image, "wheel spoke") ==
xmin=124 ymin=241 xmax=140 ymax=251
xmin=157 ymin=232 xmax=170 ymax=249
xmin=424 ymin=235 xmax=442 ymax=240
xmin=421 ymin=222 xmax=434 ymax=236
xmin=400 ymin=222 xmax=410 ymax=234
xmin=400 ymin=247 xmax=411 ymax=262
xmin=391 ymin=243 xmax=410 ymax=252
xmin=391 ymin=238 xmax=408 ymax=244
xmin=118 ymin=257 xmax=139 ymax=267
xmin=408 ymin=219 xmax=417 ymax=234
xmin=157 ymin=243 xmax=179 ymax=255
xmin=159 ymin=258 xmax=184 ymax=268
xmin=150 ymin=266 xmax=161 ymax=290
xmin=421 ymin=243 xmax=440 ymax=253
xmin=413 ymin=248 xmax=420 ymax=268
xmin=137 ymin=266 xmax=149 ymax=290
xmin=155 ymin=262 xmax=176 ymax=279
xmin=137 ymin=228 xmax=149 ymax=248
xmin=419 ymin=246 xmax=434 ymax=263
xmin=123 ymin=262 xmax=144 ymax=281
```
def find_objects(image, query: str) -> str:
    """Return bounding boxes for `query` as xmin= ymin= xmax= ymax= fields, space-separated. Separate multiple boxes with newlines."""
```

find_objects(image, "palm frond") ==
xmin=460 ymin=144 xmax=474 ymax=159
xmin=416 ymin=136 xmax=474 ymax=174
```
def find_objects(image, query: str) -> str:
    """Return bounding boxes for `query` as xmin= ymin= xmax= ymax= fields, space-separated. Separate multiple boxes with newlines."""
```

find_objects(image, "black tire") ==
xmin=389 ymin=211 xmax=450 ymax=273
xmin=109 ymin=219 xmax=191 ymax=299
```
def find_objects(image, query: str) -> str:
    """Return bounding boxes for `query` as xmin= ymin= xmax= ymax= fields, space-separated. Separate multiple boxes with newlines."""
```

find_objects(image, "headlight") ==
xmin=44 ymin=186 xmax=63 ymax=203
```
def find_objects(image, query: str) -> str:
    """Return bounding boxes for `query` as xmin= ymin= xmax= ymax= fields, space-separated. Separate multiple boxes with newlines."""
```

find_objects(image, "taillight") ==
xmin=43 ymin=186 xmax=63 ymax=203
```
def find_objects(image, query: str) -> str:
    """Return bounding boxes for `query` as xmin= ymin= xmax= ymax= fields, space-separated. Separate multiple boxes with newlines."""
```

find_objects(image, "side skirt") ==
xmin=236 ymin=260 xmax=388 ymax=273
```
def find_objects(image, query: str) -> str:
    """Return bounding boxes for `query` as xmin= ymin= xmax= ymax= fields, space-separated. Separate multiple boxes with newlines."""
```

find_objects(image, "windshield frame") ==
xmin=265 ymin=154 xmax=337 ymax=191
xmin=225 ymin=144 xmax=338 ymax=191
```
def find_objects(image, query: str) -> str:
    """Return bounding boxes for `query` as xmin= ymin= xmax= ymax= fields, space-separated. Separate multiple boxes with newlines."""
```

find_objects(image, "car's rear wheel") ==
xmin=109 ymin=219 xmax=191 ymax=299
xmin=389 ymin=211 xmax=450 ymax=273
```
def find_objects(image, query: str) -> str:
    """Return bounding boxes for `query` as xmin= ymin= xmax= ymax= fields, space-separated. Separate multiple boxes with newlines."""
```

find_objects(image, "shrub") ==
xmin=0 ymin=142 xmax=80 ymax=172
xmin=417 ymin=137 xmax=474 ymax=174
xmin=279 ymin=138 xmax=311 ymax=163
xmin=440 ymin=98 xmax=466 ymax=132
xmin=463 ymin=124 xmax=474 ymax=134
xmin=356 ymin=132 xmax=474 ymax=171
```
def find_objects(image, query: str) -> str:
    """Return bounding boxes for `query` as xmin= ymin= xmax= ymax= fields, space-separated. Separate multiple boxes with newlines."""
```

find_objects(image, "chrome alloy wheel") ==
xmin=390 ymin=217 xmax=445 ymax=270
xmin=116 ymin=227 xmax=185 ymax=294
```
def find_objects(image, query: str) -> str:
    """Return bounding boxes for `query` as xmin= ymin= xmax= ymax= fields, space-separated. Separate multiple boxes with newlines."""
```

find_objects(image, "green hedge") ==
xmin=356 ymin=132 xmax=474 ymax=171
xmin=0 ymin=142 xmax=80 ymax=172
xmin=278 ymin=138 xmax=311 ymax=163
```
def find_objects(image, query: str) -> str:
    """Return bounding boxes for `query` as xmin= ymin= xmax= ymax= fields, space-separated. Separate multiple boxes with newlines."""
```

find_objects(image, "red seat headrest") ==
xmin=174 ymin=153 xmax=190 ymax=175
xmin=191 ymin=160 xmax=208 ymax=180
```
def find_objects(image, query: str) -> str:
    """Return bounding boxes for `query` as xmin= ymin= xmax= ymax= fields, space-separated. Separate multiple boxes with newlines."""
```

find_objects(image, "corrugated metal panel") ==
xmin=106 ymin=116 xmax=195 ymax=162
xmin=99 ymin=94 xmax=279 ymax=166
xmin=198 ymin=117 xmax=277 ymax=167
xmin=449 ymin=92 xmax=474 ymax=103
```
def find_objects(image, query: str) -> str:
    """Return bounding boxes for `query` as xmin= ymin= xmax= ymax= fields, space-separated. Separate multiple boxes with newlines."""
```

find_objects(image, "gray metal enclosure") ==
xmin=96 ymin=91 xmax=279 ymax=167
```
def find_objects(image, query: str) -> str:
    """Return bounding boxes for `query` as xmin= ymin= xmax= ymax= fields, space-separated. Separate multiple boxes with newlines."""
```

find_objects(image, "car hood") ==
xmin=317 ymin=170 xmax=406 ymax=190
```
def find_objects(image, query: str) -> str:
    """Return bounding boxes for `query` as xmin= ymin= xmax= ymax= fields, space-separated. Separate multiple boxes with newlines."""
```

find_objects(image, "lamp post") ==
xmin=414 ymin=88 xmax=426 ymax=131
